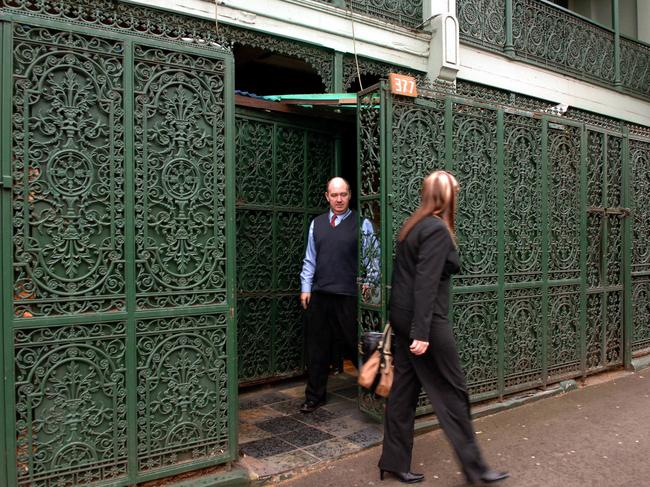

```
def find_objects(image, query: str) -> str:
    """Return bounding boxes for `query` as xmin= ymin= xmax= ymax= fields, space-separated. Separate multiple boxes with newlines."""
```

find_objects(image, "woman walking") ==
xmin=378 ymin=171 xmax=508 ymax=485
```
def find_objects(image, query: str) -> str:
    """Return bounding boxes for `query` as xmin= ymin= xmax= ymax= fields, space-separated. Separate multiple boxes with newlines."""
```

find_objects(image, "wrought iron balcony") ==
xmin=315 ymin=0 xmax=424 ymax=29
xmin=457 ymin=0 xmax=650 ymax=100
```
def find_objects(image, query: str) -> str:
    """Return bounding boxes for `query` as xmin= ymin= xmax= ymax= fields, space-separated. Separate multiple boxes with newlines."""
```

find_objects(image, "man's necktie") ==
xmin=330 ymin=214 xmax=336 ymax=227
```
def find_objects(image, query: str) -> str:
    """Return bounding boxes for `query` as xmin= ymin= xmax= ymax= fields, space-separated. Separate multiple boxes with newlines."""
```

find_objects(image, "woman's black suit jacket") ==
xmin=389 ymin=216 xmax=460 ymax=342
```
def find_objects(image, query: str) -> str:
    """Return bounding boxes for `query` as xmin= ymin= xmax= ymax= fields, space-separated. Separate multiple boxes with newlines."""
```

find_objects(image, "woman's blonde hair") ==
xmin=398 ymin=170 xmax=459 ymax=242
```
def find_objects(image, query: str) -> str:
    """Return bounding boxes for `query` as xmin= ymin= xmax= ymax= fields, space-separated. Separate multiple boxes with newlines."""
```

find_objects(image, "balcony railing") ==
xmin=317 ymin=0 xmax=423 ymax=29
xmin=314 ymin=0 xmax=647 ymax=99
xmin=458 ymin=0 xmax=650 ymax=100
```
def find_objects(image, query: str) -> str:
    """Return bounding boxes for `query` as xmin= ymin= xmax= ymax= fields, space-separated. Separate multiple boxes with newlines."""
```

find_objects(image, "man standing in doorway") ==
xmin=299 ymin=177 xmax=375 ymax=413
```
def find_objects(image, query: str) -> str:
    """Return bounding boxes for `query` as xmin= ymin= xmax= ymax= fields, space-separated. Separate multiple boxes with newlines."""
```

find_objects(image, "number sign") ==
xmin=389 ymin=73 xmax=417 ymax=97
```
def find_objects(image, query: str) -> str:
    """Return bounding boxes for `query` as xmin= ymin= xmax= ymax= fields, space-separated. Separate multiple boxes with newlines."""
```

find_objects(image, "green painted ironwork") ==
xmin=0 ymin=19 xmax=8 ymax=487
xmin=356 ymin=81 xmax=636 ymax=417
xmin=235 ymin=109 xmax=336 ymax=385
xmin=457 ymin=0 xmax=650 ymax=100
xmin=512 ymin=0 xmax=615 ymax=84
xmin=0 ymin=2 xmax=237 ymax=485
xmin=630 ymin=137 xmax=650 ymax=353
xmin=620 ymin=36 xmax=650 ymax=99
xmin=356 ymin=84 xmax=389 ymax=418
xmin=316 ymin=0 xmax=423 ymax=28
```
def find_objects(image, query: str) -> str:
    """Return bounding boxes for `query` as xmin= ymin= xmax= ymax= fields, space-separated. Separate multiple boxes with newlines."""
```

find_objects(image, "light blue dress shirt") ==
xmin=300 ymin=209 xmax=378 ymax=293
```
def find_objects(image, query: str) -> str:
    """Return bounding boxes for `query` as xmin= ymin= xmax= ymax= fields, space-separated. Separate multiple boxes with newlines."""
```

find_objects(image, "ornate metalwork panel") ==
xmin=342 ymin=56 xmax=426 ymax=92
xmin=503 ymin=113 xmax=543 ymax=391
xmin=235 ymin=112 xmax=334 ymax=384
xmin=584 ymin=131 xmax=625 ymax=372
xmin=326 ymin=0 xmax=423 ymax=29
xmin=357 ymin=86 xmax=387 ymax=419
xmin=458 ymin=0 xmax=505 ymax=50
xmin=133 ymin=44 xmax=227 ymax=309
xmin=11 ymin=24 xmax=126 ymax=318
xmin=504 ymin=114 xmax=543 ymax=284
xmin=512 ymin=0 xmax=615 ymax=85
xmin=357 ymin=81 xmax=636 ymax=418
xmin=453 ymin=291 xmax=499 ymax=397
xmin=620 ymin=38 xmax=650 ymax=99
xmin=136 ymin=314 xmax=229 ymax=471
xmin=315 ymin=0 xmax=423 ymax=28
xmin=547 ymin=125 xmax=581 ymax=282
xmin=504 ymin=288 xmax=543 ymax=389
xmin=456 ymin=0 xmax=649 ymax=101
xmin=14 ymin=323 xmax=128 ymax=486
xmin=390 ymin=97 xmax=446 ymax=236
xmin=631 ymin=140 xmax=650 ymax=352
xmin=547 ymin=285 xmax=580 ymax=378
xmin=452 ymin=103 xmax=499 ymax=288
xmin=1 ymin=4 xmax=236 ymax=486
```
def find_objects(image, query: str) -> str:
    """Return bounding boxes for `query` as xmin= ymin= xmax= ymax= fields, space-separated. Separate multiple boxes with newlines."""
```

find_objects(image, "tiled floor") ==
xmin=238 ymin=372 xmax=384 ymax=481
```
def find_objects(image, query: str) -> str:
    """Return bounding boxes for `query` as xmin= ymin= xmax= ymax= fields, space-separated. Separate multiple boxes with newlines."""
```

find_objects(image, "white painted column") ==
xmin=423 ymin=0 xmax=460 ymax=81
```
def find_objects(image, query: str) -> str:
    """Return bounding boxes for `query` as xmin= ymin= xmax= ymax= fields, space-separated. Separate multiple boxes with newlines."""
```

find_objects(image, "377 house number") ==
xmin=389 ymin=73 xmax=418 ymax=97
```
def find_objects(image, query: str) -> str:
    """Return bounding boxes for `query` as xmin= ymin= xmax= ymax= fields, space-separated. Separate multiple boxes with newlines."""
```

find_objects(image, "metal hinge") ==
xmin=0 ymin=175 xmax=11 ymax=189
xmin=587 ymin=207 xmax=631 ymax=217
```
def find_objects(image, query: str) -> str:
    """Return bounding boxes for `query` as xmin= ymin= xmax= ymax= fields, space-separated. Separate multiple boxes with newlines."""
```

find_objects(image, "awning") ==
xmin=261 ymin=93 xmax=357 ymax=107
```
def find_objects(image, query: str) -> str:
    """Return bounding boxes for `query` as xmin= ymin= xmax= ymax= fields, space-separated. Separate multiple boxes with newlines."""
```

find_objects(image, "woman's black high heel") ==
xmin=379 ymin=468 xmax=424 ymax=483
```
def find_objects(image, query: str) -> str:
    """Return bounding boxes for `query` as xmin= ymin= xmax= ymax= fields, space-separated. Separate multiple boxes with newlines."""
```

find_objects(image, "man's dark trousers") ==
xmin=305 ymin=292 xmax=358 ymax=404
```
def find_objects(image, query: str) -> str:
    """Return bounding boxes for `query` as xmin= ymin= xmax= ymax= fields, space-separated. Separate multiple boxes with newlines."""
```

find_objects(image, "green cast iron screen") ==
xmin=0 ymin=5 xmax=236 ymax=486
xmin=235 ymin=109 xmax=336 ymax=385
xmin=631 ymin=137 xmax=650 ymax=353
xmin=357 ymin=81 xmax=637 ymax=417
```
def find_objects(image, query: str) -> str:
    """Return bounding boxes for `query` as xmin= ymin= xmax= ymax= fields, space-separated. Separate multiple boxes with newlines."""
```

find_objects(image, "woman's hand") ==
xmin=409 ymin=340 xmax=429 ymax=355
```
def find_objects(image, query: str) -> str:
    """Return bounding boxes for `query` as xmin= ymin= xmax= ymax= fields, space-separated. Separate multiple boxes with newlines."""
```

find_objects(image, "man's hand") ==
xmin=300 ymin=292 xmax=311 ymax=310
xmin=410 ymin=340 xmax=429 ymax=356
xmin=361 ymin=284 xmax=372 ymax=302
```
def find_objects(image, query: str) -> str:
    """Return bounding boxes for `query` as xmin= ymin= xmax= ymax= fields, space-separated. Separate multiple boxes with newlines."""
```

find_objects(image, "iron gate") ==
xmin=631 ymin=136 xmax=650 ymax=355
xmin=235 ymin=108 xmax=336 ymax=385
xmin=357 ymin=81 xmax=635 ymax=417
xmin=0 ymin=5 xmax=236 ymax=486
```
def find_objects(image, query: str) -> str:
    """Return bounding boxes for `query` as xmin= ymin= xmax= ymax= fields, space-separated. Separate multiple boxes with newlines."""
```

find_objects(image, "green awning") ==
xmin=261 ymin=93 xmax=357 ymax=107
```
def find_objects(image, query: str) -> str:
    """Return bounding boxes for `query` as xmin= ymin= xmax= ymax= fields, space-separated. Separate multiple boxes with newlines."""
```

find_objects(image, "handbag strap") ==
xmin=381 ymin=323 xmax=392 ymax=357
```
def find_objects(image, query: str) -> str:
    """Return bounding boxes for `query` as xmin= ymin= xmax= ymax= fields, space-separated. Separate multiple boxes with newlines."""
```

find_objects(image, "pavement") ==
xmin=277 ymin=370 xmax=650 ymax=487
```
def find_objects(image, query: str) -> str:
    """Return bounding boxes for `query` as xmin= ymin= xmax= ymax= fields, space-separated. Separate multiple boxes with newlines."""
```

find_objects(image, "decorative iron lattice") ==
xmin=14 ymin=323 xmax=128 ymax=486
xmin=317 ymin=0 xmax=423 ymax=29
xmin=11 ymin=24 xmax=126 ymax=318
xmin=133 ymin=44 xmax=227 ymax=309
xmin=457 ymin=0 xmax=506 ymax=50
xmin=453 ymin=103 xmax=499 ymax=289
xmin=0 ymin=0 xmax=334 ymax=90
xmin=512 ymin=0 xmax=615 ymax=85
xmin=136 ymin=314 xmax=229 ymax=471
xmin=342 ymin=55 xmax=427 ymax=91
xmin=620 ymin=37 xmax=650 ymax=98
xmin=357 ymin=81 xmax=633 ymax=417
xmin=547 ymin=285 xmax=580 ymax=379
xmin=2 ymin=4 xmax=236 ymax=486
xmin=631 ymin=140 xmax=650 ymax=352
xmin=547 ymin=125 xmax=581 ymax=282
xmin=356 ymin=86 xmax=387 ymax=420
xmin=235 ymin=113 xmax=335 ymax=384
xmin=456 ymin=0 xmax=649 ymax=101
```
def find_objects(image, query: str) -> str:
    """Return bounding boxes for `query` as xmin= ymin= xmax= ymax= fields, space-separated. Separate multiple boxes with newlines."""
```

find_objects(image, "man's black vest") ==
xmin=312 ymin=211 xmax=358 ymax=296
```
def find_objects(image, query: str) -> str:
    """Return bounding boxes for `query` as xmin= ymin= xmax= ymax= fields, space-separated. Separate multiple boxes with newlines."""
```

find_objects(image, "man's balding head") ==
xmin=325 ymin=177 xmax=351 ymax=215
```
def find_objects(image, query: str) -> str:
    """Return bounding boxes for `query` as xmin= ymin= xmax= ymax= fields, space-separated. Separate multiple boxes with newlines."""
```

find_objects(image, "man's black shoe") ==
xmin=299 ymin=399 xmax=325 ymax=413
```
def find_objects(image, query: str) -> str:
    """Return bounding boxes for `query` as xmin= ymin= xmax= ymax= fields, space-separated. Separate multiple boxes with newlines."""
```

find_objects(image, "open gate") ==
xmin=357 ymin=80 xmax=633 ymax=417
xmin=234 ymin=107 xmax=337 ymax=385
xmin=0 ymin=3 xmax=236 ymax=486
